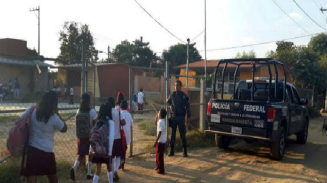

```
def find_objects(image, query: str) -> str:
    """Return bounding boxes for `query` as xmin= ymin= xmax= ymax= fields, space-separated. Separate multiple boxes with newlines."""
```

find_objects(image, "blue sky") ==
xmin=1 ymin=0 xmax=326 ymax=62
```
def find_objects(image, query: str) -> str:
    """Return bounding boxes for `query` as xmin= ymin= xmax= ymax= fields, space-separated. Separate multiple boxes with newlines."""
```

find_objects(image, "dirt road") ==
xmin=101 ymin=115 xmax=327 ymax=183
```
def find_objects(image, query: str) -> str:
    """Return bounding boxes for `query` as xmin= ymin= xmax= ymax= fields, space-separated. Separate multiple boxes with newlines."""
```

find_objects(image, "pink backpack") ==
xmin=7 ymin=106 xmax=36 ymax=156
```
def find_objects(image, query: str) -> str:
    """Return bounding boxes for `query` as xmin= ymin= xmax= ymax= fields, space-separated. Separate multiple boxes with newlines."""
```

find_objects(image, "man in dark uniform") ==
xmin=167 ymin=80 xmax=191 ymax=157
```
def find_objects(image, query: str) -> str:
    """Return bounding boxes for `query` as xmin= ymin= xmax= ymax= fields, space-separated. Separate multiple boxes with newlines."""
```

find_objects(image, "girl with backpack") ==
xmin=70 ymin=93 xmax=98 ymax=181
xmin=108 ymin=97 xmax=125 ymax=181
xmin=19 ymin=91 xmax=67 ymax=183
xmin=91 ymin=103 xmax=115 ymax=183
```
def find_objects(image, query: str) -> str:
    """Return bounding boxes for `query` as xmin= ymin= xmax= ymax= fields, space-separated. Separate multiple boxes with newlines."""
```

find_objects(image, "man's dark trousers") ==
xmin=170 ymin=117 xmax=187 ymax=150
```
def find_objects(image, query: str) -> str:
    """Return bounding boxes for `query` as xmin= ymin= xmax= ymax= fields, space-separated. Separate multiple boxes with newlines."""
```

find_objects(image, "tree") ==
xmin=235 ymin=50 xmax=256 ymax=59
xmin=308 ymin=33 xmax=327 ymax=73
xmin=57 ymin=21 xmax=98 ymax=65
xmin=308 ymin=33 xmax=327 ymax=57
xmin=162 ymin=43 xmax=202 ymax=74
xmin=111 ymin=37 xmax=159 ymax=67
xmin=112 ymin=40 xmax=134 ymax=65
xmin=290 ymin=46 xmax=325 ymax=91
xmin=27 ymin=48 xmax=38 ymax=57
xmin=133 ymin=37 xmax=158 ymax=67
xmin=266 ymin=40 xmax=327 ymax=93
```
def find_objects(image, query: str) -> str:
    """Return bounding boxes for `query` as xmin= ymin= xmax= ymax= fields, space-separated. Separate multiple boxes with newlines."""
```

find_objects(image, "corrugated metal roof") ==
xmin=55 ymin=62 xmax=129 ymax=69
xmin=0 ymin=57 xmax=53 ymax=67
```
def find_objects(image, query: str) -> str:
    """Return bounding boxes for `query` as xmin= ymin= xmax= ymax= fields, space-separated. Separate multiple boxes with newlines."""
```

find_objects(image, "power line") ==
xmin=313 ymin=0 xmax=327 ymax=18
xmin=199 ymin=32 xmax=322 ymax=52
xmin=272 ymin=0 xmax=310 ymax=34
xmin=191 ymin=30 xmax=204 ymax=42
xmin=134 ymin=0 xmax=186 ymax=43
xmin=312 ymin=0 xmax=320 ymax=8
xmin=292 ymin=0 xmax=325 ymax=30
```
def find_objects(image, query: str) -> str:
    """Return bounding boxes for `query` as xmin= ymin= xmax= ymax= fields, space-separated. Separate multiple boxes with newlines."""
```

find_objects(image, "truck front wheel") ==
xmin=297 ymin=119 xmax=309 ymax=144
xmin=270 ymin=127 xmax=285 ymax=160
xmin=215 ymin=134 xmax=230 ymax=149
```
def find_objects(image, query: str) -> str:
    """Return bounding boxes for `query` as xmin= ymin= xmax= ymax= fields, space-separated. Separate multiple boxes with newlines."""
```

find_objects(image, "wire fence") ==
xmin=0 ymin=53 xmax=93 ymax=165
xmin=128 ymin=66 xmax=167 ymax=156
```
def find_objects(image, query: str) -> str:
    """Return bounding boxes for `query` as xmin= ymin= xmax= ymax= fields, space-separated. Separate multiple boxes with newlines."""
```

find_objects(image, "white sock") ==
xmin=87 ymin=162 xmax=93 ymax=176
xmin=108 ymin=171 xmax=113 ymax=183
xmin=72 ymin=160 xmax=80 ymax=171
xmin=115 ymin=157 xmax=121 ymax=172
xmin=93 ymin=175 xmax=99 ymax=183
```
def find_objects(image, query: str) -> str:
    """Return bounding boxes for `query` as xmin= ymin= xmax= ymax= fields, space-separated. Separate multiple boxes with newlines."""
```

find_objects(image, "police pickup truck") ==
xmin=206 ymin=59 xmax=309 ymax=160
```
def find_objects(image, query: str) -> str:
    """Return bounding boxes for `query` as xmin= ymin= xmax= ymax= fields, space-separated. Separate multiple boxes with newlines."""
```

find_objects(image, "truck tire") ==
xmin=270 ymin=127 xmax=285 ymax=160
xmin=215 ymin=134 xmax=230 ymax=149
xmin=297 ymin=119 xmax=308 ymax=144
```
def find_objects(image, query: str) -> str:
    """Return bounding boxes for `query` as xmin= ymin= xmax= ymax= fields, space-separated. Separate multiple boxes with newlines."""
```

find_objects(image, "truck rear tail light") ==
xmin=207 ymin=102 xmax=212 ymax=116
xmin=267 ymin=107 xmax=275 ymax=122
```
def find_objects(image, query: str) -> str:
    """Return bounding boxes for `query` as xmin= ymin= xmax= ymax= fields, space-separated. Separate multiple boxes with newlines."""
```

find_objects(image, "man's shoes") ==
xmin=86 ymin=175 xmax=94 ymax=180
xmin=167 ymin=152 xmax=174 ymax=156
xmin=154 ymin=167 xmax=158 ymax=170
xmin=69 ymin=168 xmax=75 ymax=181
xmin=168 ymin=146 xmax=174 ymax=156
xmin=183 ymin=148 xmax=188 ymax=157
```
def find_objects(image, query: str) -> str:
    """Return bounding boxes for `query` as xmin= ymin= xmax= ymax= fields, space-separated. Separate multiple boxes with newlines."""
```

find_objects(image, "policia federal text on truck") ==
xmin=205 ymin=58 xmax=309 ymax=160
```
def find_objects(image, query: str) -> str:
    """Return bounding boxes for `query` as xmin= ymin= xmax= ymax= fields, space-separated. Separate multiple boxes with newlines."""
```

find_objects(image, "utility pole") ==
xmin=186 ymin=38 xmax=190 ymax=87
xmin=107 ymin=45 xmax=110 ymax=63
xmin=204 ymin=0 xmax=207 ymax=83
xmin=321 ymin=7 xmax=327 ymax=112
xmin=30 ymin=6 xmax=40 ymax=56
xmin=82 ymin=34 xmax=86 ymax=94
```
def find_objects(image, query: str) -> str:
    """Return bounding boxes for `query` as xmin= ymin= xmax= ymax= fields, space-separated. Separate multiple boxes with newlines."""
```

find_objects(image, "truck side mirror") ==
xmin=300 ymin=99 xmax=308 ymax=105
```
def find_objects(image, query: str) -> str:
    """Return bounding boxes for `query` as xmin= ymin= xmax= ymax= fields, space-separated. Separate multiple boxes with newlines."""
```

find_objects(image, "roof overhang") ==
xmin=0 ymin=57 xmax=53 ymax=68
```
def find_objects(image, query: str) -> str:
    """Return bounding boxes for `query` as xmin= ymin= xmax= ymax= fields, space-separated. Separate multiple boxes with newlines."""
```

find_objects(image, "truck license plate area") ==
xmin=231 ymin=127 xmax=242 ymax=134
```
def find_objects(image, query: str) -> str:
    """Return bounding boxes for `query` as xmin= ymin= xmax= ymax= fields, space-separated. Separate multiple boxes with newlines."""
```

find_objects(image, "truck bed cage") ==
xmin=212 ymin=58 xmax=287 ymax=102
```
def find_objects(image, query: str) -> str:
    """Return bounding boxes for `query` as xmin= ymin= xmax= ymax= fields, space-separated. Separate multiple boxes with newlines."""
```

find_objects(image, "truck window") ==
xmin=291 ymin=87 xmax=300 ymax=104
xmin=235 ymin=82 xmax=283 ymax=102
xmin=285 ymin=86 xmax=293 ymax=103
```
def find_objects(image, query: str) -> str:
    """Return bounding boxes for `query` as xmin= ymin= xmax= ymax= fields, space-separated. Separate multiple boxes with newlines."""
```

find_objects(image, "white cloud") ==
xmin=288 ymin=12 xmax=303 ymax=20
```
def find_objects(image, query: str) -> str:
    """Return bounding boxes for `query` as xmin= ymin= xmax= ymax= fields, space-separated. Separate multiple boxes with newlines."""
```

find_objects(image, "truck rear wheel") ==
xmin=297 ymin=119 xmax=308 ymax=144
xmin=270 ymin=127 xmax=285 ymax=160
xmin=215 ymin=134 xmax=230 ymax=149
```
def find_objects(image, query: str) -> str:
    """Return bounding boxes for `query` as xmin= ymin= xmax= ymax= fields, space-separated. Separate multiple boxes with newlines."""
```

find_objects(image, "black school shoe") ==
xmin=113 ymin=171 xmax=120 ymax=181
xmin=156 ymin=170 xmax=165 ymax=174
xmin=87 ymin=175 xmax=94 ymax=180
xmin=69 ymin=168 xmax=75 ymax=181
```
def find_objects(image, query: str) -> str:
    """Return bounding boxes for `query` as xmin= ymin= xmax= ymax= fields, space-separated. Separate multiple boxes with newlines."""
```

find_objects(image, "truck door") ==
xmin=291 ymin=86 xmax=304 ymax=133
xmin=287 ymin=85 xmax=298 ymax=134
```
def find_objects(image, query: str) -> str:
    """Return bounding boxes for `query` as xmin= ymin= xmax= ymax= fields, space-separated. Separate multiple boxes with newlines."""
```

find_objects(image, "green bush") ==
xmin=308 ymin=106 xmax=321 ymax=118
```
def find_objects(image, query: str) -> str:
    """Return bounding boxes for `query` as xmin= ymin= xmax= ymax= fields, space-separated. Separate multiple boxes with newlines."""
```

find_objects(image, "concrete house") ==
xmin=0 ymin=38 xmax=51 ymax=98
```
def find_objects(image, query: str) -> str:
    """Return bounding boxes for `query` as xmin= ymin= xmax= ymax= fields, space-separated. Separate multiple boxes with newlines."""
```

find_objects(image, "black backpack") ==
xmin=76 ymin=111 xmax=91 ymax=138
